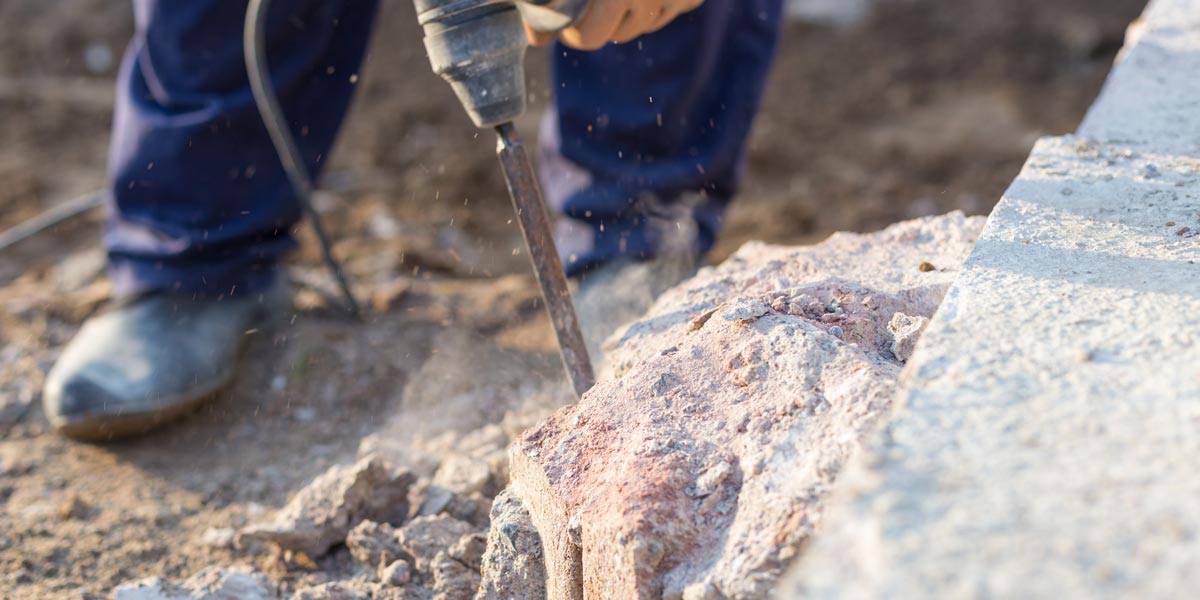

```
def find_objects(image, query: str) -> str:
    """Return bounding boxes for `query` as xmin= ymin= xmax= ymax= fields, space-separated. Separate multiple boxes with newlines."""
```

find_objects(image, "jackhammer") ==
xmin=413 ymin=0 xmax=597 ymax=397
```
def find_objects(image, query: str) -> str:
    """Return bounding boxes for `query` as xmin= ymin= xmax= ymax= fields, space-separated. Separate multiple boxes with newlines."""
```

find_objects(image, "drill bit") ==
xmin=495 ymin=122 xmax=595 ymax=397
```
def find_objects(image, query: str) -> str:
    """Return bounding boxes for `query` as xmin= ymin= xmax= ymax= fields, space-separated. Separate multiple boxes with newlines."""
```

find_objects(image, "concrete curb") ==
xmin=787 ymin=0 xmax=1200 ymax=597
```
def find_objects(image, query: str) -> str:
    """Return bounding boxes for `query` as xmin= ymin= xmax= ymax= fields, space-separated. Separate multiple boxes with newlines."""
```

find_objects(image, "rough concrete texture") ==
xmin=475 ymin=489 xmax=547 ymax=600
xmin=113 ymin=567 xmax=277 ymax=600
xmin=346 ymin=520 xmax=405 ymax=570
xmin=396 ymin=515 xmax=477 ymax=573
xmin=238 ymin=457 xmax=415 ymax=558
xmin=504 ymin=213 xmax=984 ymax=599
xmin=789 ymin=2 xmax=1200 ymax=596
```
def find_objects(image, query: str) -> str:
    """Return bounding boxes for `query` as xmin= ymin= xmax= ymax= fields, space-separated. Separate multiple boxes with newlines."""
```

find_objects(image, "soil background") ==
xmin=0 ymin=0 xmax=1144 ymax=597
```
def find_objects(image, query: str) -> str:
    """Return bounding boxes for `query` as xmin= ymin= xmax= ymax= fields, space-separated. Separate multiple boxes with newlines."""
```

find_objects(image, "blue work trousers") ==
xmin=105 ymin=0 xmax=783 ymax=296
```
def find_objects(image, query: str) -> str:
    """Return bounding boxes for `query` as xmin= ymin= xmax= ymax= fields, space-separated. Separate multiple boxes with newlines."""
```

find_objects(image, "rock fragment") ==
xmin=475 ymin=489 xmax=547 ymax=600
xmin=113 ymin=567 xmax=276 ymax=600
xmin=291 ymin=582 xmax=369 ymax=600
xmin=380 ymin=559 xmax=414 ymax=586
xmin=415 ymin=487 xmax=493 ymax=529
xmin=199 ymin=527 xmax=236 ymax=549
xmin=237 ymin=457 xmax=414 ymax=557
xmin=433 ymin=454 xmax=496 ymax=497
xmin=431 ymin=551 xmax=482 ymax=600
xmin=887 ymin=312 xmax=931 ymax=362
xmin=396 ymin=515 xmax=477 ymax=572
xmin=449 ymin=532 xmax=487 ymax=572
xmin=57 ymin=493 xmax=90 ymax=520
xmin=346 ymin=521 xmax=405 ymax=570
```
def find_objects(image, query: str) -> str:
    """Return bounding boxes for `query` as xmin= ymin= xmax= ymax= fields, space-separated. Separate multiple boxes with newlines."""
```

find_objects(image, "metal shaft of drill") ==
xmin=494 ymin=123 xmax=595 ymax=397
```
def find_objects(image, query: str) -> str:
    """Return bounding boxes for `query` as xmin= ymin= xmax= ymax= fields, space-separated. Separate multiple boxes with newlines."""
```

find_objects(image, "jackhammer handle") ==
xmin=517 ymin=0 xmax=591 ymax=32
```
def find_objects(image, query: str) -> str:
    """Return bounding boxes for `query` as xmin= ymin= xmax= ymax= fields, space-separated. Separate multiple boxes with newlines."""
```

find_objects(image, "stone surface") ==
xmin=346 ymin=521 xmax=405 ymax=570
xmin=291 ymin=582 xmax=370 ymax=600
xmin=789 ymin=2 xmax=1200 ymax=596
xmin=476 ymin=489 xmax=547 ymax=600
xmin=396 ymin=515 xmax=477 ymax=572
xmin=238 ymin=457 xmax=414 ymax=558
xmin=199 ymin=527 xmax=236 ymax=550
xmin=430 ymin=551 xmax=482 ymax=600
xmin=113 ymin=567 xmax=276 ymax=600
xmin=433 ymin=455 xmax=496 ymax=497
xmin=507 ymin=213 xmax=984 ymax=598
xmin=448 ymin=533 xmax=487 ymax=572
xmin=886 ymin=312 xmax=929 ymax=362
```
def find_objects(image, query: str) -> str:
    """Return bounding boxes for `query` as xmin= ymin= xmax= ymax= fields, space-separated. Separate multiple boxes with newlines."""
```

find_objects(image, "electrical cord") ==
xmin=244 ymin=0 xmax=361 ymax=318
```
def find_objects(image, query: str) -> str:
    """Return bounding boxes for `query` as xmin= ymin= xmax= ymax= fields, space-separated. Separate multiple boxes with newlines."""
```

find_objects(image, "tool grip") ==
xmin=517 ymin=0 xmax=590 ymax=32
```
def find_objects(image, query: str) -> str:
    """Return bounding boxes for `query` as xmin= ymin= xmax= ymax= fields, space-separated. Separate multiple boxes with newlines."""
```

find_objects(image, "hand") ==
xmin=525 ymin=0 xmax=705 ymax=51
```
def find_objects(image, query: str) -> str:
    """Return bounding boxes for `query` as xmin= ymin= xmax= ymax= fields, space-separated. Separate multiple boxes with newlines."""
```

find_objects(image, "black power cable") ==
xmin=244 ymin=0 xmax=361 ymax=318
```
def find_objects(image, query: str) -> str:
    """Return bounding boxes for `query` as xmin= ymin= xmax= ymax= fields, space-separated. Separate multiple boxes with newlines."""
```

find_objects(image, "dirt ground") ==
xmin=0 ymin=0 xmax=1144 ymax=597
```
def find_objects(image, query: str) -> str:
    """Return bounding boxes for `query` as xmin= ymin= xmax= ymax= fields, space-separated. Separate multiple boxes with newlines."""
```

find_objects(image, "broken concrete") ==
xmin=113 ymin=567 xmax=277 ymax=600
xmin=238 ymin=457 xmax=414 ymax=558
xmin=346 ymin=520 xmax=406 ymax=571
xmin=430 ymin=551 xmax=482 ymax=600
xmin=886 ymin=312 xmax=929 ymax=362
xmin=500 ymin=213 xmax=984 ymax=598
xmin=396 ymin=515 xmax=478 ymax=573
xmin=475 ymin=489 xmax=547 ymax=600
xmin=789 ymin=1 xmax=1200 ymax=596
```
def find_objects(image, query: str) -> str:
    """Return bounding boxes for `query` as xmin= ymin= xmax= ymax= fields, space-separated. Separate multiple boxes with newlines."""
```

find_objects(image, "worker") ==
xmin=42 ymin=0 xmax=784 ymax=440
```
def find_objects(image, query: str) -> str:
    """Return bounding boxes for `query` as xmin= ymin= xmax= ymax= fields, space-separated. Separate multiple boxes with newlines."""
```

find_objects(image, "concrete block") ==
xmin=788 ymin=1 xmax=1200 ymax=596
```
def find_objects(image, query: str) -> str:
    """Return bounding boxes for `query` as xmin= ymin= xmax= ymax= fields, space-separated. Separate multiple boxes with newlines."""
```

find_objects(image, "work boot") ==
xmin=573 ymin=254 xmax=700 ymax=368
xmin=43 ymin=279 xmax=290 ymax=441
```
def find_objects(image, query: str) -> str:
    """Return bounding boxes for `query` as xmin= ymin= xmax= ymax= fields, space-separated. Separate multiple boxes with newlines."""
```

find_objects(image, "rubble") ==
xmin=433 ymin=455 xmax=496 ymax=497
xmin=291 ymin=582 xmax=374 ymax=600
xmin=499 ymin=213 xmax=985 ymax=598
xmin=886 ymin=312 xmax=929 ymax=362
xmin=475 ymin=489 xmax=547 ymax=600
xmin=430 ymin=551 xmax=482 ymax=600
xmin=448 ymin=533 xmax=486 ymax=572
xmin=238 ymin=457 xmax=415 ymax=558
xmin=199 ymin=527 xmax=236 ymax=549
xmin=346 ymin=521 xmax=405 ymax=571
xmin=113 ymin=567 xmax=277 ymax=600
xmin=395 ymin=515 xmax=477 ymax=572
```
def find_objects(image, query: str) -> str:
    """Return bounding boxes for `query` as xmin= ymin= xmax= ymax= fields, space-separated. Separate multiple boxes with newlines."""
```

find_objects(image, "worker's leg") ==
xmin=44 ymin=0 xmax=378 ymax=441
xmin=542 ymin=0 xmax=784 ymax=275
xmin=106 ymin=0 xmax=378 ymax=298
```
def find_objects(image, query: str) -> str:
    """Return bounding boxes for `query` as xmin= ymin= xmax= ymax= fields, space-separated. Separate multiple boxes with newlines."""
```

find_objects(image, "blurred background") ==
xmin=0 ymin=0 xmax=1145 ymax=279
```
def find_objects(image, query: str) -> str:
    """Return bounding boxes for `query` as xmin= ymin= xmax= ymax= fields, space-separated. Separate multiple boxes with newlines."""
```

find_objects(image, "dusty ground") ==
xmin=0 ymin=0 xmax=1143 ymax=597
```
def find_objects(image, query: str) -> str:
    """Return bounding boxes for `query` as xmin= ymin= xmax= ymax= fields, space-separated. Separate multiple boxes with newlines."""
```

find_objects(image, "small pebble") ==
xmin=828 ymin=326 xmax=844 ymax=338
xmin=379 ymin=559 xmax=412 ymax=586
xmin=919 ymin=262 xmax=936 ymax=272
xmin=58 ymin=494 xmax=89 ymax=520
